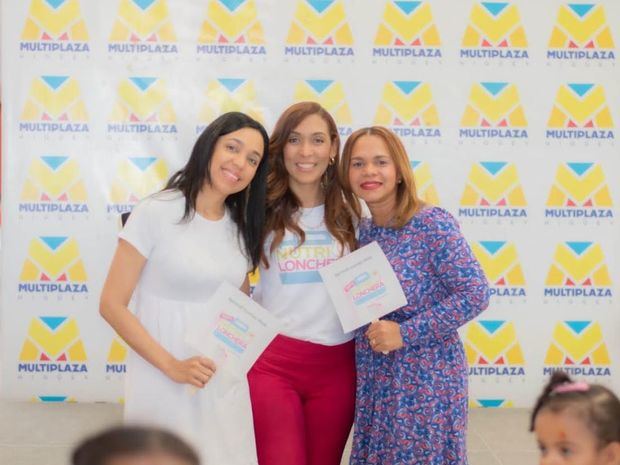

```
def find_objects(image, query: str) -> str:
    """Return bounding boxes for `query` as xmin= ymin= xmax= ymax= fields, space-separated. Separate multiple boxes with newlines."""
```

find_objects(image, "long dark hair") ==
xmin=263 ymin=102 xmax=355 ymax=266
xmin=165 ymin=112 xmax=269 ymax=268
xmin=72 ymin=426 xmax=200 ymax=465
xmin=530 ymin=371 xmax=620 ymax=447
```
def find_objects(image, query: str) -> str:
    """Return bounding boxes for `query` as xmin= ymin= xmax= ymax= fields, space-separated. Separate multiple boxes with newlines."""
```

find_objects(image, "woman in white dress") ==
xmin=100 ymin=112 xmax=269 ymax=465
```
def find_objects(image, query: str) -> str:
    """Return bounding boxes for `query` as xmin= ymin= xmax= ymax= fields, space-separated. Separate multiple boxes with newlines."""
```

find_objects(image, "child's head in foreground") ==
xmin=72 ymin=426 xmax=200 ymax=465
xmin=530 ymin=371 xmax=620 ymax=465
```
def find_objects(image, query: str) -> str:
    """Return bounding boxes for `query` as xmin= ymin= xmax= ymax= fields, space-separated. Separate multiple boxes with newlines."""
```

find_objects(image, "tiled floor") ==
xmin=0 ymin=400 xmax=538 ymax=465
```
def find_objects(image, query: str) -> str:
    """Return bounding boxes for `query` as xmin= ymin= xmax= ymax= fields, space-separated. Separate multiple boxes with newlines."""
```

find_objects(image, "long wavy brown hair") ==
xmin=263 ymin=102 xmax=356 ymax=267
xmin=340 ymin=126 xmax=425 ymax=228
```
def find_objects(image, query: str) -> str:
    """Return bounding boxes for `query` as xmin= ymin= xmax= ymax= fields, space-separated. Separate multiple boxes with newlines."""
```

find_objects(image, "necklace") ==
xmin=297 ymin=208 xmax=325 ymax=230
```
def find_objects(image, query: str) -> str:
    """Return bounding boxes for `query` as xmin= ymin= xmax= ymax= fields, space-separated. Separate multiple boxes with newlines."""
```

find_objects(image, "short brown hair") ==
xmin=340 ymin=126 xmax=424 ymax=228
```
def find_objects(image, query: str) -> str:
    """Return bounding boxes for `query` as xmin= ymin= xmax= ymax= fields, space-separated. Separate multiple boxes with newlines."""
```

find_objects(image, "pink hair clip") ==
xmin=552 ymin=381 xmax=590 ymax=394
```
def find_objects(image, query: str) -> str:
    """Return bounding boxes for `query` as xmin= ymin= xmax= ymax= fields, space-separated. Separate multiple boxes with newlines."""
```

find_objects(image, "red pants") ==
xmin=248 ymin=335 xmax=356 ymax=465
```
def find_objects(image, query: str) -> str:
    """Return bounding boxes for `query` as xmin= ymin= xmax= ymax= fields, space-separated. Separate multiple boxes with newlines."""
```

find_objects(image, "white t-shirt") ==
xmin=120 ymin=190 xmax=249 ymax=301
xmin=253 ymin=205 xmax=353 ymax=345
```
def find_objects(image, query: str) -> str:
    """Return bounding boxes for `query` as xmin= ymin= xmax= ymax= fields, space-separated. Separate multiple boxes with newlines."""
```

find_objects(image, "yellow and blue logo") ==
xmin=197 ymin=79 xmax=264 ymax=133
xmin=459 ymin=162 xmax=527 ymax=219
xmin=548 ymin=4 xmax=615 ymax=60
xmin=197 ymin=0 xmax=266 ymax=55
xmin=464 ymin=320 xmax=526 ymax=376
xmin=18 ymin=317 xmax=88 ymax=373
xmin=20 ymin=0 xmax=90 ymax=53
xmin=544 ymin=321 xmax=611 ymax=376
xmin=470 ymin=399 xmax=514 ymax=408
xmin=19 ymin=236 xmax=88 ymax=294
xmin=472 ymin=241 xmax=525 ymax=298
xmin=460 ymin=82 xmax=528 ymax=139
xmin=293 ymin=80 xmax=352 ymax=135
xmin=410 ymin=161 xmax=439 ymax=206
xmin=546 ymin=84 xmax=614 ymax=140
xmin=106 ymin=338 xmax=128 ymax=374
xmin=108 ymin=0 xmax=177 ymax=53
xmin=373 ymin=1 xmax=441 ymax=58
xmin=20 ymin=156 xmax=88 ymax=214
xmin=545 ymin=242 xmax=612 ymax=298
xmin=545 ymin=162 xmax=613 ymax=219
xmin=375 ymin=81 xmax=440 ymax=138
xmin=20 ymin=76 xmax=89 ymax=133
xmin=108 ymin=156 xmax=169 ymax=214
xmin=461 ymin=2 xmax=528 ymax=59
xmin=35 ymin=396 xmax=76 ymax=403
xmin=108 ymin=77 xmax=177 ymax=134
xmin=285 ymin=0 xmax=354 ymax=57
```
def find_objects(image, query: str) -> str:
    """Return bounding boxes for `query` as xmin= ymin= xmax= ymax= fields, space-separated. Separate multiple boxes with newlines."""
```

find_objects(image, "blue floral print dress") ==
xmin=350 ymin=207 xmax=490 ymax=465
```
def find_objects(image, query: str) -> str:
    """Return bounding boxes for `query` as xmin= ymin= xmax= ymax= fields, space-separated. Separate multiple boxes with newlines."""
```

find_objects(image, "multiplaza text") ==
xmin=197 ymin=44 xmax=266 ymax=55
xmin=544 ymin=366 xmax=611 ymax=376
xmin=459 ymin=128 xmax=528 ymax=138
xmin=107 ymin=124 xmax=177 ymax=134
xmin=490 ymin=288 xmax=526 ymax=297
xmin=547 ymin=50 xmax=615 ymax=60
xmin=18 ymin=283 xmax=88 ymax=293
xmin=545 ymin=209 xmax=613 ymax=218
xmin=458 ymin=208 xmax=527 ymax=218
xmin=106 ymin=364 xmax=126 ymax=374
xmin=546 ymin=129 xmax=614 ymax=139
xmin=284 ymin=46 xmax=354 ymax=56
xmin=19 ymin=203 xmax=88 ymax=214
xmin=108 ymin=43 xmax=178 ymax=53
xmin=460 ymin=49 xmax=529 ymax=59
xmin=20 ymin=42 xmax=90 ymax=52
xmin=544 ymin=287 xmax=612 ymax=298
xmin=469 ymin=366 xmax=525 ymax=376
xmin=18 ymin=363 xmax=87 ymax=373
xmin=20 ymin=122 xmax=88 ymax=132
xmin=372 ymin=47 xmax=441 ymax=58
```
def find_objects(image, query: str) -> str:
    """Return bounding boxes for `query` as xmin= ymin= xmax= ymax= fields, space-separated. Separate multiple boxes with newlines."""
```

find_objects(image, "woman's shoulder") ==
xmin=130 ymin=190 xmax=185 ymax=220
xmin=410 ymin=206 xmax=459 ymax=231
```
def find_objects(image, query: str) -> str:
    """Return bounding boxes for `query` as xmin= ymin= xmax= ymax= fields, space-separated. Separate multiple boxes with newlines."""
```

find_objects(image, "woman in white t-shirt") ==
xmin=248 ymin=102 xmax=357 ymax=465
xmin=99 ymin=112 xmax=269 ymax=465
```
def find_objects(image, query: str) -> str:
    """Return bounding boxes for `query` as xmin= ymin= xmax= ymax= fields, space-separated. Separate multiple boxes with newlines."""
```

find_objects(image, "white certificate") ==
xmin=185 ymin=281 xmax=280 ymax=379
xmin=319 ymin=241 xmax=408 ymax=332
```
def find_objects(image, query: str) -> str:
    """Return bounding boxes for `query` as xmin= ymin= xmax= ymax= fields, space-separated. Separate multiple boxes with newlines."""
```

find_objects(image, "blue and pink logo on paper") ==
xmin=276 ymin=231 xmax=335 ymax=284
xmin=344 ymin=272 xmax=387 ymax=307
xmin=213 ymin=313 xmax=254 ymax=355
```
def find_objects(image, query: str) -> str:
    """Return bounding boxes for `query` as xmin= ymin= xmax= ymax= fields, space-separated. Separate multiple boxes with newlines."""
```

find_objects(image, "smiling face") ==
xmin=347 ymin=134 xmax=399 ymax=210
xmin=534 ymin=410 xmax=616 ymax=465
xmin=207 ymin=127 xmax=264 ymax=198
xmin=282 ymin=113 xmax=336 ymax=193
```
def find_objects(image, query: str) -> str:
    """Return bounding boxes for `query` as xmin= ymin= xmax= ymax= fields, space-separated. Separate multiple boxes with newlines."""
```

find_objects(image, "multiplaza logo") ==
xmin=464 ymin=320 xmax=526 ymax=377
xmin=108 ymin=0 xmax=177 ymax=54
xmin=459 ymin=162 xmax=527 ymax=219
xmin=461 ymin=2 xmax=528 ymax=59
xmin=20 ymin=76 xmax=89 ymax=134
xmin=20 ymin=0 xmax=89 ymax=53
xmin=548 ymin=4 xmax=615 ymax=61
xmin=20 ymin=156 xmax=88 ymax=215
xmin=19 ymin=236 xmax=88 ymax=295
xmin=285 ymin=0 xmax=354 ymax=57
xmin=197 ymin=79 xmax=264 ymax=134
xmin=472 ymin=241 xmax=526 ymax=298
xmin=460 ymin=82 xmax=527 ymax=139
xmin=18 ymin=317 xmax=88 ymax=374
xmin=470 ymin=399 xmax=513 ymax=408
xmin=374 ymin=81 xmax=440 ymax=139
xmin=545 ymin=242 xmax=612 ymax=299
xmin=410 ymin=161 xmax=439 ymax=206
xmin=373 ymin=1 xmax=441 ymax=59
xmin=106 ymin=338 xmax=128 ymax=374
xmin=547 ymin=84 xmax=614 ymax=141
xmin=294 ymin=80 xmax=352 ymax=136
xmin=108 ymin=77 xmax=177 ymax=134
xmin=108 ymin=157 xmax=169 ymax=214
xmin=544 ymin=321 xmax=611 ymax=377
xmin=197 ymin=0 xmax=266 ymax=56
xmin=546 ymin=163 xmax=613 ymax=220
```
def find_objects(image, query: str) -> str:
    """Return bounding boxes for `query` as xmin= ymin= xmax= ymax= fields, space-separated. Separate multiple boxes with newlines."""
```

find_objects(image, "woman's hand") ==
xmin=366 ymin=320 xmax=404 ymax=353
xmin=164 ymin=356 xmax=217 ymax=388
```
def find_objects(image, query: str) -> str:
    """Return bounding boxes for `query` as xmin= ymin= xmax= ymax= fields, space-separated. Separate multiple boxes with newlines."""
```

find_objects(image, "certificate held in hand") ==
xmin=319 ymin=241 xmax=407 ymax=333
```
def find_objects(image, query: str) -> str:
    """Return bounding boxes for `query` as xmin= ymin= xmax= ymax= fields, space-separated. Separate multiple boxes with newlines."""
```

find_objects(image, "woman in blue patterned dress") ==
xmin=340 ymin=126 xmax=490 ymax=465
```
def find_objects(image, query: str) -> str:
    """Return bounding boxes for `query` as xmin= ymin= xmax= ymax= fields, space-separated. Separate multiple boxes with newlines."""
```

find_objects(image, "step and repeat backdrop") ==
xmin=1 ymin=0 xmax=619 ymax=406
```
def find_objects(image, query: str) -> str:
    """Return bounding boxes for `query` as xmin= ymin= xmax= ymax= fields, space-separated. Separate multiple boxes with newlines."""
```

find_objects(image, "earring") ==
xmin=329 ymin=157 xmax=335 ymax=165
xmin=397 ymin=179 xmax=402 ymax=184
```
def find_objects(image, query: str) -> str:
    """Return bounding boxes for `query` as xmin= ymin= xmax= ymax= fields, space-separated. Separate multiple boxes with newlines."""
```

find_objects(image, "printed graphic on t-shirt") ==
xmin=277 ymin=230 xmax=336 ymax=284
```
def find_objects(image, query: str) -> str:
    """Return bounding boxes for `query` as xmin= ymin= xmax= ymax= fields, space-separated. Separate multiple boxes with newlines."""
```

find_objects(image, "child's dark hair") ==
xmin=530 ymin=371 xmax=620 ymax=447
xmin=72 ymin=426 xmax=200 ymax=465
